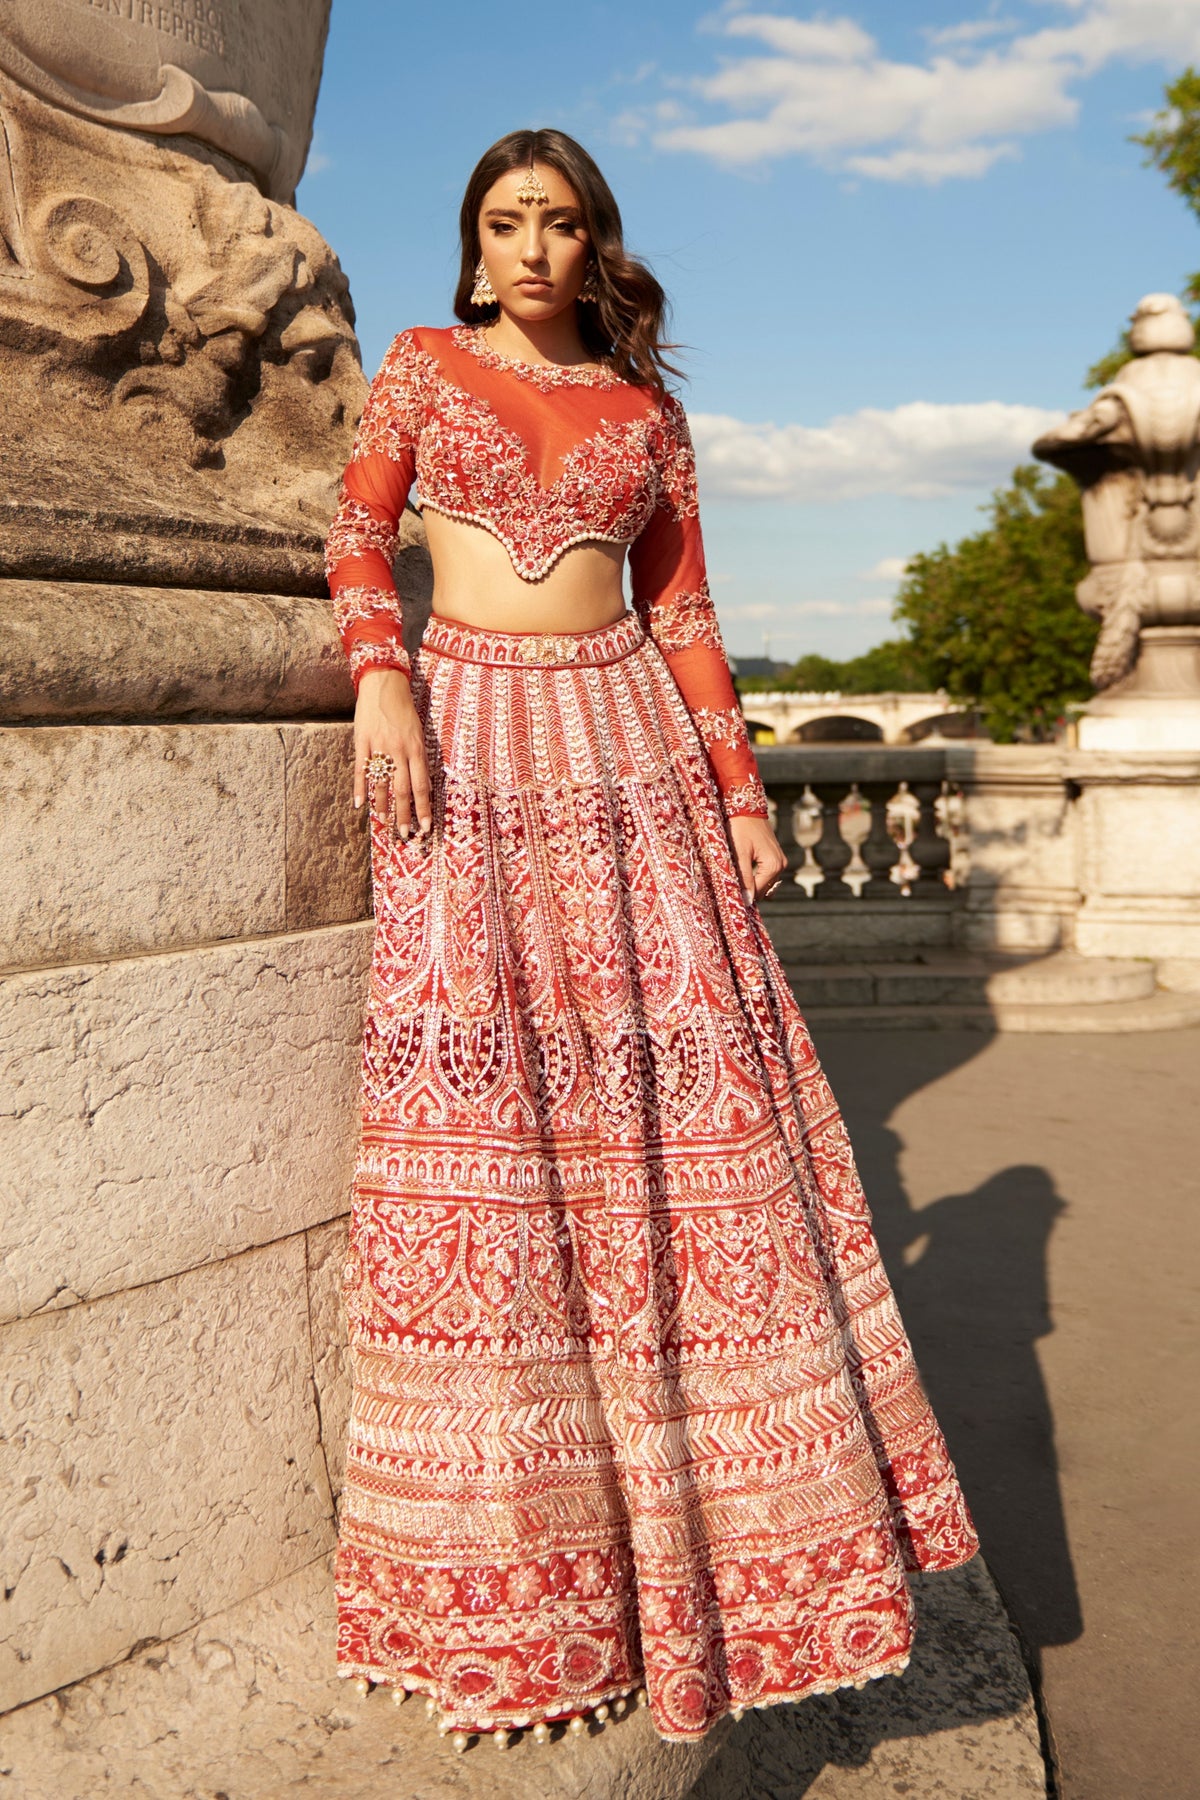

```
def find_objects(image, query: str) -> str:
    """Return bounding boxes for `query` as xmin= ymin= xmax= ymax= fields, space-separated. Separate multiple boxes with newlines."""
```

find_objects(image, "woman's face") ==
xmin=477 ymin=162 xmax=591 ymax=321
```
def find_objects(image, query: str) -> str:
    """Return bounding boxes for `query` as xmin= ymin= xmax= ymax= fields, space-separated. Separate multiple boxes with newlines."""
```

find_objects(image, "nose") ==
xmin=518 ymin=220 xmax=549 ymax=268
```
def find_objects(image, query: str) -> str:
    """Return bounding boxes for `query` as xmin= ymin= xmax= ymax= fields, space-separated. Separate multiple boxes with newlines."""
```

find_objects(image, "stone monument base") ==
xmin=1067 ymin=745 xmax=1200 ymax=959
xmin=1077 ymin=627 xmax=1200 ymax=750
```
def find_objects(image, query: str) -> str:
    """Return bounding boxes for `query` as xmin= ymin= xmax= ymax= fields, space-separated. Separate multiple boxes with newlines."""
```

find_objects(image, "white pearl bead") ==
xmin=351 ymin=1676 xmax=370 ymax=1698
xmin=568 ymin=1713 xmax=587 ymax=1735
xmin=452 ymin=1732 xmax=469 ymax=1754
xmin=594 ymin=1703 xmax=610 ymax=1723
xmin=494 ymin=1729 xmax=511 ymax=1749
xmin=391 ymin=1686 xmax=407 ymax=1707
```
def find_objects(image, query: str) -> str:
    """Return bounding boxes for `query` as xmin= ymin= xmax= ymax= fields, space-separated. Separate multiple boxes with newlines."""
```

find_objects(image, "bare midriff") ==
xmin=422 ymin=510 xmax=628 ymax=634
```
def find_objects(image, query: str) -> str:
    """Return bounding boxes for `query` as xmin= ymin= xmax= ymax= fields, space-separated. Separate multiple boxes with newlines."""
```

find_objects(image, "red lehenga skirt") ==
xmin=334 ymin=610 xmax=978 ymax=1742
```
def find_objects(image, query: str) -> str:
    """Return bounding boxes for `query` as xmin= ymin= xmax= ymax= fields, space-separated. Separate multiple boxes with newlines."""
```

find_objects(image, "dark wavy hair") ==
xmin=454 ymin=128 xmax=680 ymax=393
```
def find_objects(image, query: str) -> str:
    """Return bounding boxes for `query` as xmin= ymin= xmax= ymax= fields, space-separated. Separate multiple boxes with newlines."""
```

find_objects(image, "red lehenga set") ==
xmin=324 ymin=324 xmax=977 ymax=1744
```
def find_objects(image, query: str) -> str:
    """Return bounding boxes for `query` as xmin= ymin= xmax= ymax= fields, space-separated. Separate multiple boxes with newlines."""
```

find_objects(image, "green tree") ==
xmin=1136 ymin=67 xmax=1200 ymax=217
xmin=892 ymin=465 xmax=1097 ymax=742
xmin=736 ymin=639 xmax=929 ymax=695
xmin=834 ymin=638 xmax=928 ymax=693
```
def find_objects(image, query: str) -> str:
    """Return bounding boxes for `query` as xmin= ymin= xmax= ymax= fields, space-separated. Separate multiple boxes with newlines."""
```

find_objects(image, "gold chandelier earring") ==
xmin=471 ymin=258 xmax=497 ymax=307
xmin=579 ymin=263 xmax=600 ymax=304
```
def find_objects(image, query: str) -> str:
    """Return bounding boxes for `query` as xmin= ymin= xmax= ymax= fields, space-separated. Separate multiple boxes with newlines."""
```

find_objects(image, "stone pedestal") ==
xmin=946 ymin=746 xmax=1080 ymax=954
xmin=1 ymin=0 xmax=386 ymax=1774
xmin=1066 ymin=749 xmax=1200 ymax=959
xmin=1077 ymin=627 xmax=1200 ymax=750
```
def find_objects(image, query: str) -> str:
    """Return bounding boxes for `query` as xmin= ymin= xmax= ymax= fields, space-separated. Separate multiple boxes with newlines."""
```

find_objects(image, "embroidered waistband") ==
xmin=421 ymin=611 xmax=645 ymax=668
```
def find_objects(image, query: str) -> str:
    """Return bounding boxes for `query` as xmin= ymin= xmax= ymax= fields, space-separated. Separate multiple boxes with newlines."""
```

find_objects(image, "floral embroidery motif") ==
xmin=456 ymin=322 xmax=624 ymax=392
xmin=335 ymin=617 xmax=979 ymax=1740
xmin=414 ymin=397 xmax=660 ymax=580
xmin=332 ymin=583 xmax=399 ymax=634
xmin=348 ymin=631 xmax=410 ymax=683
xmin=324 ymin=498 xmax=397 ymax=576
xmin=721 ymin=772 xmax=771 ymax=818
xmin=640 ymin=587 xmax=727 ymax=654
xmin=692 ymin=705 xmax=749 ymax=751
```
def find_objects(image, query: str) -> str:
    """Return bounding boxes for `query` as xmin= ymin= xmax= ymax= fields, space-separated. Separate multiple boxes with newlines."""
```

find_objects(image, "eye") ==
xmin=488 ymin=221 xmax=516 ymax=236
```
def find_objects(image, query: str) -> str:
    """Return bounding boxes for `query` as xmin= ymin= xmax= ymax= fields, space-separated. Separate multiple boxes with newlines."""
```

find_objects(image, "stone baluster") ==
xmin=838 ymin=783 xmax=872 ymax=897
xmin=860 ymin=781 xmax=903 ymax=896
xmin=909 ymin=779 xmax=953 ymax=888
xmin=791 ymin=786 xmax=825 ymax=897
xmin=810 ymin=781 xmax=853 ymax=899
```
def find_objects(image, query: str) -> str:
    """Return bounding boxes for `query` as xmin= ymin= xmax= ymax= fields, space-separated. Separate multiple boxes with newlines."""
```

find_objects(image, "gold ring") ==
xmin=365 ymin=754 xmax=395 ymax=783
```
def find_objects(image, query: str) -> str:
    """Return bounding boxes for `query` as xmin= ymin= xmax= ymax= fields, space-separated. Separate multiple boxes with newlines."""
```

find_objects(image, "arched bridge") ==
xmin=737 ymin=690 xmax=976 ymax=746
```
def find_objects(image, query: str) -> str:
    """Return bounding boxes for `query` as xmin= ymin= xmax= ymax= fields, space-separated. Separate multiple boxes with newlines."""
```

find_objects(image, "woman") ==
xmin=324 ymin=127 xmax=977 ymax=1752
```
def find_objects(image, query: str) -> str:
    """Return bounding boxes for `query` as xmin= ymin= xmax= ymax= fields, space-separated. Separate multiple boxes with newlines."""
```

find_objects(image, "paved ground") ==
xmin=814 ymin=1024 xmax=1200 ymax=1800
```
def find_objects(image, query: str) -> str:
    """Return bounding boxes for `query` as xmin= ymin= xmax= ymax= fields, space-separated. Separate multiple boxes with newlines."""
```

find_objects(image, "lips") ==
xmin=516 ymin=280 xmax=553 ymax=293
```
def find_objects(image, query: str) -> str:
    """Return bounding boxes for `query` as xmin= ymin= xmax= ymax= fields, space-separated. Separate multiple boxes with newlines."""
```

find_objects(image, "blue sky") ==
xmin=298 ymin=0 xmax=1200 ymax=661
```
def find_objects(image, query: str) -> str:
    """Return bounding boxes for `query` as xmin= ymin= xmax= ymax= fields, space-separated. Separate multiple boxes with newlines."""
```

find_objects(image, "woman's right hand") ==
xmin=354 ymin=667 xmax=433 ymax=840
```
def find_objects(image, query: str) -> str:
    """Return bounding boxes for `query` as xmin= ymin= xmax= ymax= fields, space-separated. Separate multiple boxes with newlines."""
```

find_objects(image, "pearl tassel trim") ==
xmin=346 ymin=1662 xmax=888 ymax=1750
xmin=343 ymin=1673 xmax=649 ymax=1752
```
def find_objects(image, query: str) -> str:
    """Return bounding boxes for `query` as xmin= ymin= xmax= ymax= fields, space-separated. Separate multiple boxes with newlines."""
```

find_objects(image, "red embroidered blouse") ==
xmin=324 ymin=324 xmax=769 ymax=818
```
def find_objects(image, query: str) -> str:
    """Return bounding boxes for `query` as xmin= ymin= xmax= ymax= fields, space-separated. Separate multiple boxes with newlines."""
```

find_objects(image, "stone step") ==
xmin=797 ymin=990 xmax=1200 ymax=1034
xmin=780 ymin=950 xmax=1200 ymax=1032
xmin=782 ymin=951 xmax=1156 ymax=1010
xmin=1158 ymin=958 xmax=1200 ymax=994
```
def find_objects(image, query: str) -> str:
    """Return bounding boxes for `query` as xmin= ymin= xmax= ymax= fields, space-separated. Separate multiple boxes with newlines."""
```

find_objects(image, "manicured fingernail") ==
xmin=353 ymin=798 xmax=362 ymax=809
xmin=399 ymin=826 xmax=409 ymax=841
xmin=744 ymin=889 xmax=756 ymax=906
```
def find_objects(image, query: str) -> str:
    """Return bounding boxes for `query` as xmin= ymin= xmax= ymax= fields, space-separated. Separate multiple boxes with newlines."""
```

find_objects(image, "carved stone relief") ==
xmin=0 ymin=5 xmax=368 ymax=596
xmin=1034 ymin=293 xmax=1200 ymax=692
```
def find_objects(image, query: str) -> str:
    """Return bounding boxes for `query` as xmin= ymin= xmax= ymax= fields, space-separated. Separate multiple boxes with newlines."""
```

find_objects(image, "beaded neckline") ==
xmin=454 ymin=324 xmax=624 ymax=392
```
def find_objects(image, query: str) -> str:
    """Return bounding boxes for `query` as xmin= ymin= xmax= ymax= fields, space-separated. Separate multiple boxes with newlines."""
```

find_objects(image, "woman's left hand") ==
xmin=729 ymin=815 xmax=789 ymax=906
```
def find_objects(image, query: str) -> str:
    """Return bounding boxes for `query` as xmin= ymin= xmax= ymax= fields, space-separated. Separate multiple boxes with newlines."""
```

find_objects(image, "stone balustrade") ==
xmin=755 ymin=747 xmax=962 ymax=901
xmin=752 ymin=740 xmax=1200 ymax=967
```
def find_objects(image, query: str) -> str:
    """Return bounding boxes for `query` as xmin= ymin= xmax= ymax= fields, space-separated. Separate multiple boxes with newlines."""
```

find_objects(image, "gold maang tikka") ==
xmin=515 ymin=158 xmax=550 ymax=205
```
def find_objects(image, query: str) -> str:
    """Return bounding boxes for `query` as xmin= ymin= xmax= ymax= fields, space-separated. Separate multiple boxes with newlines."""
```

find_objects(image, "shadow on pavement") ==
xmin=818 ymin=1028 xmax=1083 ymax=1670
xmin=689 ymin=1025 xmax=1078 ymax=1797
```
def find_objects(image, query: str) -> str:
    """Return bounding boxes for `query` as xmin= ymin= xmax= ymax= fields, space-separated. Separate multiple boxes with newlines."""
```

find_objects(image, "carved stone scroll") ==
xmin=0 ymin=5 xmax=366 ymax=598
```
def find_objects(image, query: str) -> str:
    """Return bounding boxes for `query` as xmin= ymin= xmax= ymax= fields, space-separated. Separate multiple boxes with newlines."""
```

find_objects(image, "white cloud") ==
xmin=691 ymin=399 xmax=1064 ymax=502
xmin=926 ymin=18 xmax=1021 ymax=50
xmin=867 ymin=556 xmax=913 ymax=580
xmin=633 ymin=1 xmax=1200 ymax=183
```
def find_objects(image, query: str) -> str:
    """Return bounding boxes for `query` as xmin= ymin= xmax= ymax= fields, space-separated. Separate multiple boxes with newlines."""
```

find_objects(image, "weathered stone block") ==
xmin=0 ymin=720 xmax=369 ymax=967
xmin=765 ymin=897 xmax=960 ymax=964
xmin=0 ymin=724 xmax=287 ymax=970
xmin=0 ymin=1554 xmax=727 ymax=1800
xmin=281 ymin=724 xmax=370 ymax=931
xmin=1070 ymin=751 xmax=1200 ymax=958
xmin=305 ymin=1216 xmax=352 ymax=1506
xmin=948 ymin=746 xmax=1080 ymax=954
xmin=0 ymin=922 xmax=371 ymax=1323
xmin=0 ymin=1238 xmax=335 ymax=1711
xmin=0 ymin=581 xmax=354 ymax=725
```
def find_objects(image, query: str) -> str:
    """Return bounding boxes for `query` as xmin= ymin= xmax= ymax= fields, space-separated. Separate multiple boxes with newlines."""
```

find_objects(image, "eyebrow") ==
xmin=482 ymin=205 xmax=581 ymax=220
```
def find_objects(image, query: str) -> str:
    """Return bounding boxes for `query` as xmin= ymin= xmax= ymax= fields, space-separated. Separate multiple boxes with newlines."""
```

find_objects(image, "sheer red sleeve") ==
xmin=324 ymin=330 xmax=423 ymax=690
xmin=629 ymin=393 xmax=769 ymax=819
